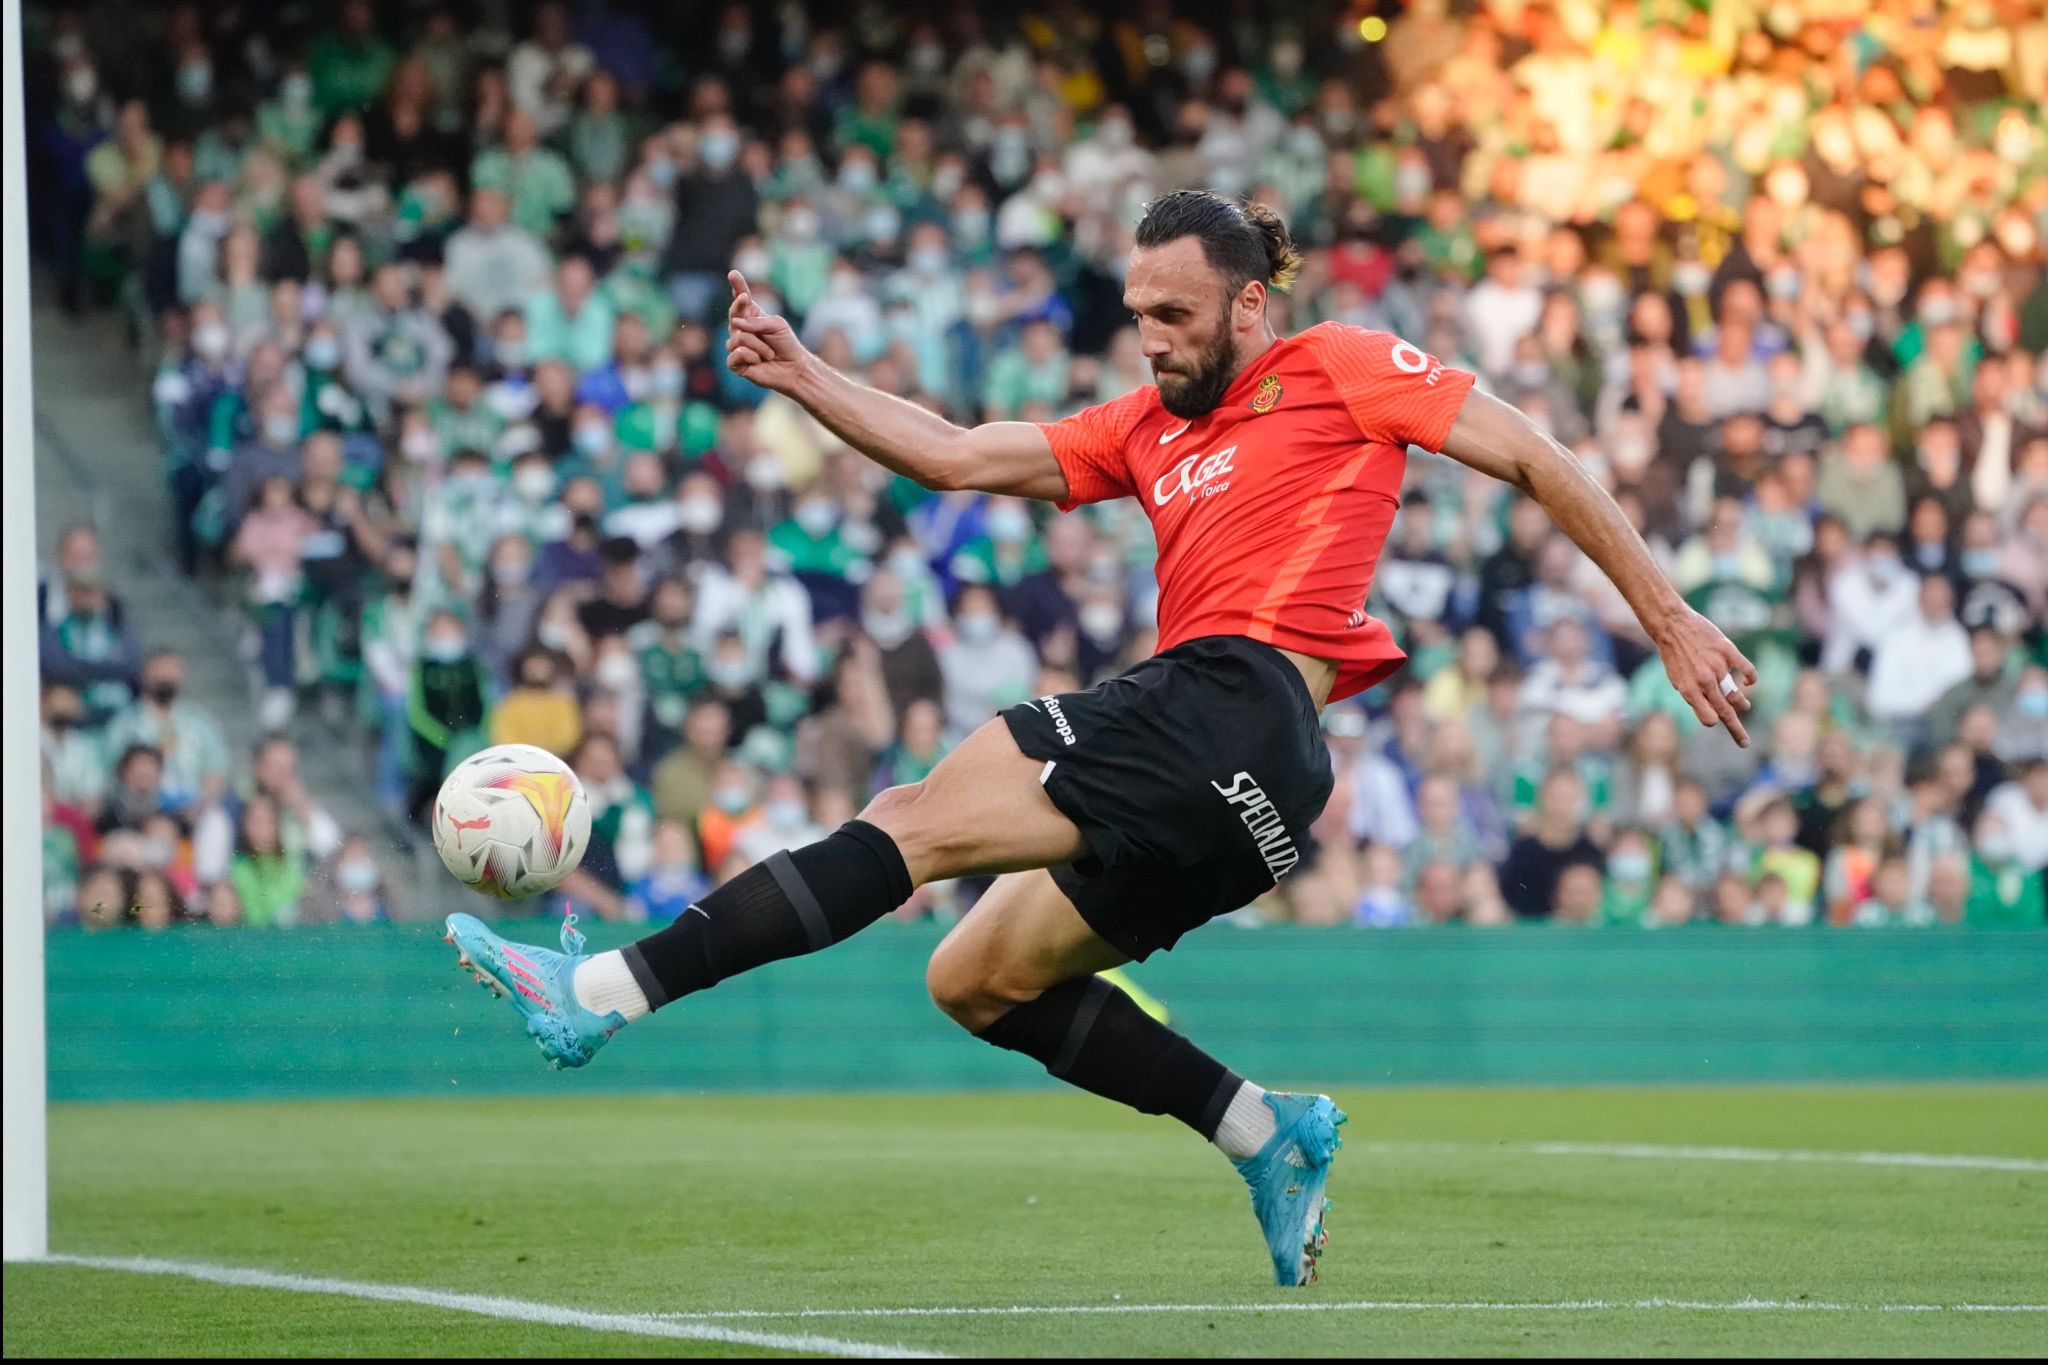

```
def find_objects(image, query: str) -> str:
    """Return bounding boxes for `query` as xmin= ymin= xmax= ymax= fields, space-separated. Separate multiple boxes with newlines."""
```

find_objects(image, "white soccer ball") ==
xmin=431 ymin=744 xmax=592 ymax=899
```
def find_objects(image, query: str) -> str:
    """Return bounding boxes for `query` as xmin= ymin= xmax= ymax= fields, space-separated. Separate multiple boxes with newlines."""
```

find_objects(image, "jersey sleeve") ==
xmin=1300 ymin=322 xmax=1477 ymax=453
xmin=1034 ymin=387 xmax=1152 ymax=511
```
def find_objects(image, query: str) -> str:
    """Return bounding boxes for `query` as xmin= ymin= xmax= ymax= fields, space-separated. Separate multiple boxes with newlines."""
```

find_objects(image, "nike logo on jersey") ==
xmin=1152 ymin=446 xmax=1236 ymax=507
xmin=1158 ymin=421 xmax=1191 ymax=445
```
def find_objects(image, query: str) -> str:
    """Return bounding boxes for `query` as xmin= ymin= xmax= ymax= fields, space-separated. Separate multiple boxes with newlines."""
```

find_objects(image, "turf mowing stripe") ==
xmin=1366 ymin=1140 xmax=2048 ymax=1173
xmin=649 ymin=1300 xmax=2048 ymax=1321
xmin=41 ymin=1254 xmax=947 ymax=1358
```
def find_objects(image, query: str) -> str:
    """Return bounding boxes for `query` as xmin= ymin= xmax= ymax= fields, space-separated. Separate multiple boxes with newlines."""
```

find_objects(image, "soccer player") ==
xmin=444 ymin=191 xmax=1755 ymax=1286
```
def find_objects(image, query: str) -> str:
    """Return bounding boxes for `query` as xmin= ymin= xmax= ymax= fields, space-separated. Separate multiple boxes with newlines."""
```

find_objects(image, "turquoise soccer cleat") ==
xmin=443 ymin=911 xmax=624 ymax=1070
xmin=1232 ymin=1092 xmax=1347 ymax=1287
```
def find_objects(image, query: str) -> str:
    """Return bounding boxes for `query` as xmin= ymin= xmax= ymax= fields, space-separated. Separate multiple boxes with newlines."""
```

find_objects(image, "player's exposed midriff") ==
xmin=1274 ymin=646 xmax=1340 ymax=711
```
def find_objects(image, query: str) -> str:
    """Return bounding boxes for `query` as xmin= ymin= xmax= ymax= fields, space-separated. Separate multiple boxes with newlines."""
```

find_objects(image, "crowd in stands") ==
xmin=28 ymin=0 xmax=2048 ymax=930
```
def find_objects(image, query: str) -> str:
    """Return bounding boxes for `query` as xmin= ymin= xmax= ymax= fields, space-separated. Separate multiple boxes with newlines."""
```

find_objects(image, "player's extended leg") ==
xmin=445 ymin=717 xmax=1090 ymax=1065
xmin=926 ymin=870 xmax=1347 ymax=1287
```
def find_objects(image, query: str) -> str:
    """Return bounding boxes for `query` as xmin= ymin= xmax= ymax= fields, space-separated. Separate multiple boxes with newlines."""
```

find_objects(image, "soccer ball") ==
xmin=431 ymin=744 xmax=592 ymax=899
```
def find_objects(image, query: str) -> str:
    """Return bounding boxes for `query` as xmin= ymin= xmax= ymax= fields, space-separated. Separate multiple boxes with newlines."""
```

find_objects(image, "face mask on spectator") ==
xmin=699 ymin=131 xmax=740 ymax=170
xmin=931 ymin=164 xmax=964 ymax=200
xmin=1610 ymin=851 xmax=1651 ymax=884
xmin=1181 ymin=47 xmax=1216 ymax=82
xmin=1394 ymin=164 xmax=1430 ymax=200
xmin=423 ymin=633 xmax=467 ymax=663
xmin=765 ymin=796 xmax=806 ymax=828
xmin=1080 ymin=603 xmax=1123 ymax=640
xmin=863 ymin=204 xmax=901 ymax=242
xmin=178 ymin=62 xmax=212 ymax=104
xmin=281 ymin=72 xmax=312 ymax=109
xmin=733 ymin=246 xmax=772 ymax=279
xmin=1979 ymin=833 xmax=2016 ymax=863
xmin=795 ymin=500 xmax=838 ymax=536
xmin=709 ymin=658 xmax=752 ymax=690
xmin=194 ymin=322 xmax=231 ymax=361
xmin=649 ymin=364 xmax=686 ymax=400
xmin=1513 ymin=360 xmax=1550 ymax=389
xmin=712 ymin=781 xmax=752 ymax=814
xmin=908 ymin=43 xmax=945 ymax=75
xmin=2021 ymin=689 xmax=2048 ymax=719
xmin=964 ymin=291 xmax=1000 ymax=328
xmin=677 ymin=494 xmax=722 ymax=534
xmin=1672 ymin=262 xmax=1710 ymax=296
xmin=494 ymin=339 xmax=527 ymax=369
xmin=1845 ymin=310 xmax=1874 ymax=342
xmin=139 ymin=836 xmax=174 ymax=868
xmin=783 ymin=208 xmax=821 ymax=241
xmin=263 ymin=413 xmax=299 ymax=446
xmin=863 ymin=608 xmax=915 ymax=648
xmin=537 ymin=622 xmax=570 ymax=649
xmin=647 ymin=157 xmax=676 ymax=189
xmin=1867 ymin=554 xmax=1903 ymax=582
xmin=304 ymin=337 xmax=341 ymax=371
xmin=1711 ymin=552 xmax=1743 ymax=580
xmin=511 ymin=465 xmax=553 ymax=503
xmin=338 ymin=859 xmax=379 ymax=893
xmin=909 ymin=245 xmax=948 ymax=277
xmin=575 ymin=424 xmax=611 ymax=457
xmin=1767 ymin=270 xmax=1800 ymax=300
xmin=953 ymin=206 xmax=990 ymax=243
xmin=956 ymin=612 xmax=998 ymax=645
xmin=1580 ymin=275 xmax=1624 ymax=318
xmin=745 ymin=455 xmax=784 ymax=490
xmin=595 ymin=652 xmax=639 ymax=690
xmin=491 ymin=555 xmax=531 ymax=585
xmin=839 ymin=160 xmax=878 ymax=195
xmin=402 ymin=428 xmax=439 ymax=462
xmin=888 ymin=547 xmax=926 ymax=579
xmin=986 ymin=505 xmax=1031 ymax=543
xmin=65 ymin=67 xmax=97 ymax=106
xmin=829 ymin=271 xmax=863 ymax=299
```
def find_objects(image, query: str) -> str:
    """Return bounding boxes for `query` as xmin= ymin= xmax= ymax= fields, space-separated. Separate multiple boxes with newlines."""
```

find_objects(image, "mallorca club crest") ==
xmin=1249 ymin=374 xmax=1283 ymax=414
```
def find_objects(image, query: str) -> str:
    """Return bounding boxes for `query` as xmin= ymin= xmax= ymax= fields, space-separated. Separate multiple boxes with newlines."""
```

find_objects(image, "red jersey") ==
xmin=1038 ymin=322 xmax=1476 ymax=702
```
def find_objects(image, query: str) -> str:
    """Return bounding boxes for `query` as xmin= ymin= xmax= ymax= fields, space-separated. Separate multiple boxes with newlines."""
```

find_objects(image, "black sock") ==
xmin=620 ymin=819 xmax=912 ymax=1009
xmin=976 ymin=977 xmax=1243 ymax=1139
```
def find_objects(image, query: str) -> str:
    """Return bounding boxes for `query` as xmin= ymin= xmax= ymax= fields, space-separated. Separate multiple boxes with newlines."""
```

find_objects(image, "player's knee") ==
xmin=860 ymin=781 xmax=957 ymax=878
xmin=925 ymin=941 xmax=1030 ymax=1033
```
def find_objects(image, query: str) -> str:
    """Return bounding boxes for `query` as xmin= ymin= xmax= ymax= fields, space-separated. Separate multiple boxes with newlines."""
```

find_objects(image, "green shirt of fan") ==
xmin=601 ymin=260 xmax=676 ymax=337
xmin=768 ymin=518 xmax=865 ymax=578
xmin=231 ymin=852 xmax=306 ymax=929
xmin=615 ymin=399 xmax=720 ymax=456
xmin=1511 ymin=755 xmax=1612 ymax=816
xmin=470 ymin=147 xmax=577 ymax=237
xmin=1966 ymin=857 xmax=2046 ymax=928
xmin=1599 ymin=881 xmax=1654 ymax=927
xmin=308 ymin=35 xmax=396 ymax=117
xmin=629 ymin=625 xmax=708 ymax=731
xmin=257 ymin=98 xmax=323 ymax=166
xmin=834 ymin=106 xmax=900 ymax=161
xmin=427 ymin=396 xmax=505 ymax=462
xmin=981 ymin=350 xmax=1070 ymax=419
xmin=771 ymin=241 xmax=834 ymax=317
xmin=948 ymin=534 xmax=1048 ymax=588
xmin=303 ymin=368 xmax=373 ymax=434
xmin=524 ymin=289 xmax=617 ymax=373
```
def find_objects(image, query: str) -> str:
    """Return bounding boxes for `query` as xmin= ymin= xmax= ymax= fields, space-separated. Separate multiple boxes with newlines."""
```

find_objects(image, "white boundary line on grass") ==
xmin=646 ymin=1299 xmax=2048 ymax=1321
xmin=40 ymin=1254 xmax=948 ymax=1359
xmin=1365 ymin=1140 xmax=2048 ymax=1173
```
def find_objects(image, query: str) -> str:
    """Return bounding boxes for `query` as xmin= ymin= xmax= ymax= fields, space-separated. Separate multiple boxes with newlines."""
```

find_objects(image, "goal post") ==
xmin=2 ymin=0 xmax=51 ymax=1264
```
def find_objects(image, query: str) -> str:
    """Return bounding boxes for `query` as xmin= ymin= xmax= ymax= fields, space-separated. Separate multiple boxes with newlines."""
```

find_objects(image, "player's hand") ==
xmin=725 ymin=270 xmax=810 ymax=394
xmin=1654 ymin=605 xmax=1758 ymax=748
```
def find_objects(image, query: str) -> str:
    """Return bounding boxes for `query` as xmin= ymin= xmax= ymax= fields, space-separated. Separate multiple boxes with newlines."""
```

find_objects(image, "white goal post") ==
xmin=3 ymin=0 xmax=51 ymax=1263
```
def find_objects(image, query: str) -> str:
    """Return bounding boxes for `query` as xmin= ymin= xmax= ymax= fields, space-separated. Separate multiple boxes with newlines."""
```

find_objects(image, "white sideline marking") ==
xmin=650 ymin=1299 xmax=2048 ymax=1322
xmin=41 ymin=1254 xmax=946 ymax=1359
xmin=1365 ymin=1140 xmax=2048 ymax=1174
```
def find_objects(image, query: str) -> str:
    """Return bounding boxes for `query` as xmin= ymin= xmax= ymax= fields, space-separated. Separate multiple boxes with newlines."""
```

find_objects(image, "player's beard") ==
xmin=1153 ymin=309 xmax=1240 ymax=419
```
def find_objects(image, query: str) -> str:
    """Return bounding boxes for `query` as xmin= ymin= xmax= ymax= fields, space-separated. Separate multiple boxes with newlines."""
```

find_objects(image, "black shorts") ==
xmin=1000 ymin=635 xmax=1335 ymax=961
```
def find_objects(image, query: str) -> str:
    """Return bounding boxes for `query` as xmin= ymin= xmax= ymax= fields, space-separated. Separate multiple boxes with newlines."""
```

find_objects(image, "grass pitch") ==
xmin=8 ymin=1086 xmax=2045 ymax=1357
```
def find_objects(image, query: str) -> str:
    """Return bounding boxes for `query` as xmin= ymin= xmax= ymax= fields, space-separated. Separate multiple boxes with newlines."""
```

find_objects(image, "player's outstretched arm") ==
xmin=1438 ymin=387 xmax=1758 ymax=748
xmin=723 ymin=271 xmax=1070 ymax=502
